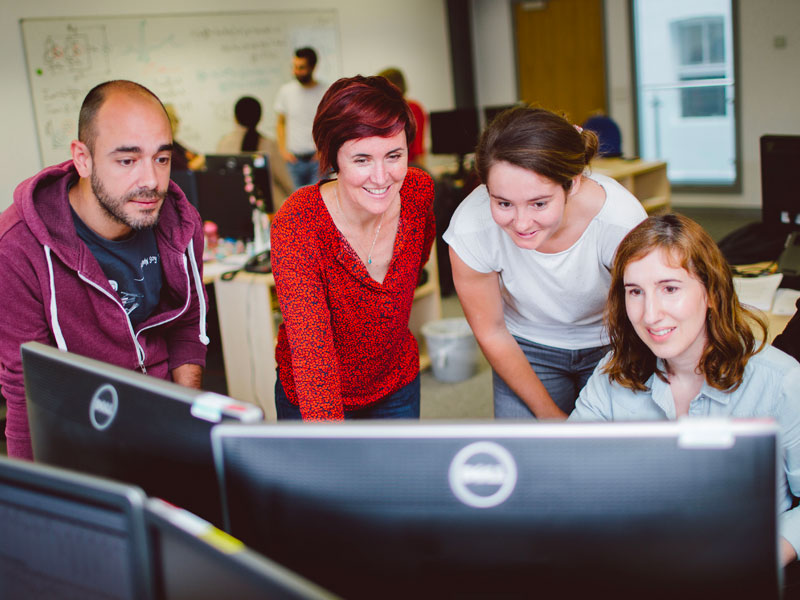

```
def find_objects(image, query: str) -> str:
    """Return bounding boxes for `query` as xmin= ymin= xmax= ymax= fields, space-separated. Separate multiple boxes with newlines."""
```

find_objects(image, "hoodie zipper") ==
xmin=77 ymin=257 xmax=192 ymax=374
xmin=77 ymin=273 xmax=146 ymax=372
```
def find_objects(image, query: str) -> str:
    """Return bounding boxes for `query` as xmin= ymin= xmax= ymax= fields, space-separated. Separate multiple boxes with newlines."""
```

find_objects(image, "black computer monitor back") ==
xmin=429 ymin=108 xmax=481 ymax=157
xmin=212 ymin=420 xmax=780 ymax=600
xmin=0 ymin=455 xmax=153 ymax=600
xmin=761 ymin=134 xmax=800 ymax=233
xmin=22 ymin=342 xmax=262 ymax=528
xmin=196 ymin=153 xmax=273 ymax=240
xmin=483 ymin=103 xmax=516 ymax=126
xmin=145 ymin=498 xmax=339 ymax=600
xmin=170 ymin=169 xmax=199 ymax=210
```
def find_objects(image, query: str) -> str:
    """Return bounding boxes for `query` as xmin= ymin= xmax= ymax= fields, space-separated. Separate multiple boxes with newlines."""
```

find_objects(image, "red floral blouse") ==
xmin=271 ymin=167 xmax=436 ymax=419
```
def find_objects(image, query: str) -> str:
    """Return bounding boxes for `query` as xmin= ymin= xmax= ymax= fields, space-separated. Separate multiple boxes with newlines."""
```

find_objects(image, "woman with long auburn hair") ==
xmin=571 ymin=213 xmax=800 ymax=567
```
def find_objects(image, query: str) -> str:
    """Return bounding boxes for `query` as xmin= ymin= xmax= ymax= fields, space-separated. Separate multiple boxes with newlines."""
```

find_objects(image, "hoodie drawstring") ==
xmin=187 ymin=238 xmax=210 ymax=346
xmin=44 ymin=240 xmax=208 ymax=356
xmin=44 ymin=245 xmax=68 ymax=352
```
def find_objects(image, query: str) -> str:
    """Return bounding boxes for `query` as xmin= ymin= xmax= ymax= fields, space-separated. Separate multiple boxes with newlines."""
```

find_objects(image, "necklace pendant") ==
xmin=367 ymin=258 xmax=372 ymax=265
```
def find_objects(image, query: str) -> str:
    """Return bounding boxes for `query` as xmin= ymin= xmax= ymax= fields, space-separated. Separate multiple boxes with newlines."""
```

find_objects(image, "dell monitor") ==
xmin=145 ymin=498 xmax=339 ymax=600
xmin=761 ymin=135 xmax=800 ymax=278
xmin=22 ymin=341 xmax=263 ymax=529
xmin=195 ymin=153 xmax=273 ymax=241
xmin=170 ymin=169 xmax=199 ymax=210
xmin=212 ymin=420 xmax=780 ymax=599
xmin=761 ymin=135 xmax=800 ymax=233
xmin=429 ymin=108 xmax=480 ymax=178
xmin=0 ymin=455 xmax=153 ymax=600
xmin=482 ymin=103 xmax=517 ymax=126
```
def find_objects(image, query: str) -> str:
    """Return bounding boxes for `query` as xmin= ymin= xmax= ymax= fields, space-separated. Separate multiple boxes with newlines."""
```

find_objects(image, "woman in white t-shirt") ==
xmin=443 ymin=107 xmax=647 ymax=419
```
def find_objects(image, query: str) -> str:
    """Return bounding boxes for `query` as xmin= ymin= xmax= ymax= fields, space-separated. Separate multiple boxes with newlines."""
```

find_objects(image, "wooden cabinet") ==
xmin=210 ymin=247 xmax=442 ymax=420
xmin=591 ymin=158 xmax=670 ymax=214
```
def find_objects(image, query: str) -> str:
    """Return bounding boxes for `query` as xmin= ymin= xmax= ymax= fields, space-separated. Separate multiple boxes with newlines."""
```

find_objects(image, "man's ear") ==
xmin=71 ymin=139 xmax=93 ymax=178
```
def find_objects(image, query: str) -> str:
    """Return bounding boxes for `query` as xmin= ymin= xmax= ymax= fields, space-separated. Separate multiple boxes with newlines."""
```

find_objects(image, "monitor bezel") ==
xmin=144 ymin=497 xmax=339 ymax=600
xmin=0 ymin=455 xmax=154 ymax=600
xmin=211 ymin=419 xmax=781 ymax=598
xmin=21 ymin=341 xmax=263 ymax=527
xmin=761 ymin=134 xmax=800 ymax=233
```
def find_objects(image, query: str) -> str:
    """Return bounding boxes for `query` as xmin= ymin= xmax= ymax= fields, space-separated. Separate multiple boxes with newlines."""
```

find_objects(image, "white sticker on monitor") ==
xmin=190 ymin=392 xmax=263 ymax=423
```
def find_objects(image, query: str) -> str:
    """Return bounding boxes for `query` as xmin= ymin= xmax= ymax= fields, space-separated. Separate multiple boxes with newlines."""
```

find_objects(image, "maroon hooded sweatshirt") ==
xmin=0 ymin=160 xmax=209 ymax=459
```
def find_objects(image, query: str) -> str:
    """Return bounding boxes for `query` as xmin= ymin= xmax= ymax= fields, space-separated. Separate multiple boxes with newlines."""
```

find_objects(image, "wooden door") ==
xmin=515 ymin=0 xmax=607 ymax=125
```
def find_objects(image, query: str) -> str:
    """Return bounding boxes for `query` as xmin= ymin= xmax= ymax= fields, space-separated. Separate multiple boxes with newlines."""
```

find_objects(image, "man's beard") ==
xmin=295 ymin=72 xmax=312 ymax=85
xmin=91 ymin=170 xmax=166 ymax=231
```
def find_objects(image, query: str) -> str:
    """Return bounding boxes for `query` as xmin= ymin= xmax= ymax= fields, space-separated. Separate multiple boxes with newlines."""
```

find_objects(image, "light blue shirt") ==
xmin=570 ymin=344 xmax=800 ymax=554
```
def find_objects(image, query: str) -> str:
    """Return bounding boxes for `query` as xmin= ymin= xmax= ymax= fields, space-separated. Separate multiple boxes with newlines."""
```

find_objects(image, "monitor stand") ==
xmin=455 ymin=153 xmax=469 ymax=182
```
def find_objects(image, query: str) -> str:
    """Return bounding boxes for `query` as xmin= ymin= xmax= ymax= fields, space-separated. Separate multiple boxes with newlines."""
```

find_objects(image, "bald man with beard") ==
xmin=0 ymin=80 xmax=209 ymax=459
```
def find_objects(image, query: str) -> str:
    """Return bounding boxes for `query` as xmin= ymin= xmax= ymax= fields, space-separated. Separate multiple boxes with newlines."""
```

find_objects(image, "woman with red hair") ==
xmin=270 ymin=75 xmax=435 ymax=420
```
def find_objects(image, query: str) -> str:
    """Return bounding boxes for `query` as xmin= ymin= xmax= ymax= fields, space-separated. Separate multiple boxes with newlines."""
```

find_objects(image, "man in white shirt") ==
xmin=274 ymin=47 xmax=327 ymax=190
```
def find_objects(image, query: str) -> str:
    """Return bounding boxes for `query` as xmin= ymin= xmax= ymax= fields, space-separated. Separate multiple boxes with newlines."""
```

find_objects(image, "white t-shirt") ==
xmin=443 ymin=172 xmax=647 ymax=350
xmin=273 ymin=79 xmax=327 ymax=155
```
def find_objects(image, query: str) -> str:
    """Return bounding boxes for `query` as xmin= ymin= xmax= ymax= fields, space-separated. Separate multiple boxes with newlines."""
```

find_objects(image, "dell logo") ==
xmin=458 ymin=463 xmax=507 ymax=485
xmin=448 ymin=441 xmax=518 ymax=509
xmin=89 ymin=384 xmax=118 ymax=431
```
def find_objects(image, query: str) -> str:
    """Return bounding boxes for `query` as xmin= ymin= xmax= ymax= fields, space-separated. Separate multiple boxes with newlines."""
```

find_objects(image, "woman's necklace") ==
xmin=334 ymin=184 xmax=386 ymax=265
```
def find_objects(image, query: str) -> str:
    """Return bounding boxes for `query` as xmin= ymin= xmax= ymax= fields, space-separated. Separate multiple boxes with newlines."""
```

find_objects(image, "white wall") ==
xmin=0 ymin=0 xmax=454 ymax=211
xmin=471 ymin=0 xmax=800 ymax=209
xmin=470 ymin=0 xmax=516 ymax=112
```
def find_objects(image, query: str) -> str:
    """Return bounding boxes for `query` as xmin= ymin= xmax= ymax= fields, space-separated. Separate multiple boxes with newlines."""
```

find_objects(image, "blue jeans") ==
xmin=275 ymin=372 xmax=421 ymax=420
xmin=287 ymin=156 xmax=319 ymax=190
xmin=493 ymin=336 xmax=609 ymax=419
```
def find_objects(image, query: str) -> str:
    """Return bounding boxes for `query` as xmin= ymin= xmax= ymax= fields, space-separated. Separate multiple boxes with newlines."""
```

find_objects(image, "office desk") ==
xmin=762 ymin=310 xmax=794 ymax=344
xmin=591 ymin=157 xmax=670 ymax=214
xmin=733 ymin=264 xmax=798 ymax=343
xmin=205 ymin=251 xmax=442 ymax=421
xmin=213 ymin=271 xmax=279 ymax=420
xmin=773 ymin=312 xmax=793 ymax=339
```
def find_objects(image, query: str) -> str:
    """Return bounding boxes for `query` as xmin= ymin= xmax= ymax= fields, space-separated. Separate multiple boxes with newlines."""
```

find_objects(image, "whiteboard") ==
xmin=20 ymin=11 xmax=341 ymax=167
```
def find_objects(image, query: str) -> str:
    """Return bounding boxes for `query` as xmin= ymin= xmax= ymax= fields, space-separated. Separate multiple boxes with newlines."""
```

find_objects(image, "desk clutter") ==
xmin=194 ymin=155 xmax=274 ymax=274
xmin=733 ymin=271 xmax=785 ymax=312
xmin=728 ymin=264 xmax=798 ymax=344
xmin=8 ymin=341 xmax=783 ymax=599
xmin=719 ymin=134 xmax=800 ymax=304
xmin=732 ymin=268 xmax=800 ymax=315
xmin=173 ymin=153 xmax=274 ymax=248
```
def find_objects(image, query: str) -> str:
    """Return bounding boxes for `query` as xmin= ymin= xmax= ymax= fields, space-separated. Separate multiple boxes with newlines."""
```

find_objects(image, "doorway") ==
xmin=514 ymin=0 xmax=607 ymax=125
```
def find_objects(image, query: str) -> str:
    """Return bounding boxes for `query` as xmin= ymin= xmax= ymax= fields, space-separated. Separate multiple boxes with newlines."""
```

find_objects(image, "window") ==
xmin=632 ymin=1 xmax=739 ymax=189
xmin=674 ymin=17 xmax=726 ymax=118
xmin=680 ymin=83 xmax=726 ymax=118
xmin=675 ymin=17 xmax=724 ymax=66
